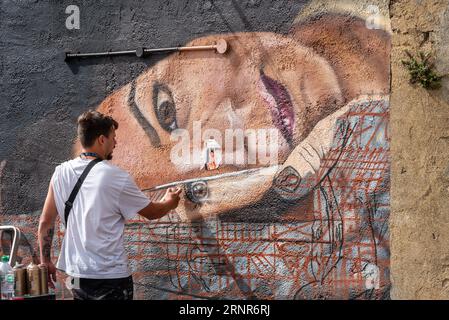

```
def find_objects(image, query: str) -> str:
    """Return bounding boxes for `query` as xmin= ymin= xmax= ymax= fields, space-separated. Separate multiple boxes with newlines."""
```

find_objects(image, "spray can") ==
xmin=38 ymin=264 xmax=48 ymax=295
xmin=12 ymin=262 xmax=27 ymax=297
xmin=26 ymin=262 xmax=41 ymax=296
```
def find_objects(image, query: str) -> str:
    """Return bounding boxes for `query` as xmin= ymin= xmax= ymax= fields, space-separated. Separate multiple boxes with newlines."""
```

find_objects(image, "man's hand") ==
xmin=40 ymin=261 xmax=57 ymax=289
xmin=138 ymin=187 xmax=182 ymax=220
xmin=38 ymin=178 xmax=58 ymax=289
xmin=161 ymin=187 xmax=182 ymax=210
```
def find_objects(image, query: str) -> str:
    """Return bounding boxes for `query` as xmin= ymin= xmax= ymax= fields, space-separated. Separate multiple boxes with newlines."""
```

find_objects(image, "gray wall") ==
xmin=0 ymin=0 xmax=306 ymax=215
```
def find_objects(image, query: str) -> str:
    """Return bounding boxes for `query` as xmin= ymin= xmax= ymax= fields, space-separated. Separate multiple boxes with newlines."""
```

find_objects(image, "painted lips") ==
xmin=259 ymin=70 xmax=295 ymax=144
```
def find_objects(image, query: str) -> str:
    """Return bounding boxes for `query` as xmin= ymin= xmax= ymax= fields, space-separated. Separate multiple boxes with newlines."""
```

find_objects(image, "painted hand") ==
xmin=173 ymin=95 xmax=391 ymax=221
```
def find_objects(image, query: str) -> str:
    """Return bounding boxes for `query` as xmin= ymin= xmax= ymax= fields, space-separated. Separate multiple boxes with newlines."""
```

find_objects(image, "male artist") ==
xmin=37 ymin=110 xmax=181 ymax=300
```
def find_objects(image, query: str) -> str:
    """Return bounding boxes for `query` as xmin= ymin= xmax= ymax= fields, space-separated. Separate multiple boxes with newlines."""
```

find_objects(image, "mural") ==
xmin=0 ymin=1 xmax=391 ymax=300
xmin=71 ymin=13 xmax=391 ymax=299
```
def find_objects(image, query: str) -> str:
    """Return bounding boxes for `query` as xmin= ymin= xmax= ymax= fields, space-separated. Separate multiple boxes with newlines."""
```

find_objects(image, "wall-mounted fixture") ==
xmin=65 ymin=39 xmax=228 ymax=61
xmin=185 ymin=181 xmax=209 ymax=203
xmin=143 ymin=167 xmax=265 ymax=204
xmin=0 ymin=225 xmax=22 ymax=267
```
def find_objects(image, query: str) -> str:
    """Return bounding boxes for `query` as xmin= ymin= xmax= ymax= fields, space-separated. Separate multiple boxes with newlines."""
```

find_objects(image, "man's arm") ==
xmin=138 ymin=187 xmax=181 ymax=220
xmin=37 ymin=178 xmax=58 ymax=288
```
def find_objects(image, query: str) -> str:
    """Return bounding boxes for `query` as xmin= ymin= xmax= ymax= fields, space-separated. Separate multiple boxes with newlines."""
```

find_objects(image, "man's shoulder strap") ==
xmin=64 ymin=158 xmax=102 ymax=227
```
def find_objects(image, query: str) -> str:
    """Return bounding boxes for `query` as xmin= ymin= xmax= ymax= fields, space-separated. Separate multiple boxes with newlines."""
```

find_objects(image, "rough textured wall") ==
xmin=390 ymin=0 xmax=449 ymax=299
xmin=1 ymin=0 xmax=392 ymax=299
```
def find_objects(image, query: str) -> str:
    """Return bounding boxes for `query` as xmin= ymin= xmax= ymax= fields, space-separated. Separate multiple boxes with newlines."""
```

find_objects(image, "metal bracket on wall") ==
xmin=65 ymin=39 xmax=228 ymax=60
xmin=0 ymin=225 xmax=22 ymax=267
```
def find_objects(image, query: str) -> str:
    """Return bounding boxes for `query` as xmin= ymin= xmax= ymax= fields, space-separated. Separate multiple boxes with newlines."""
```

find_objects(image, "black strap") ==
xmin=64 ymin=158 xmax=102 ymax=227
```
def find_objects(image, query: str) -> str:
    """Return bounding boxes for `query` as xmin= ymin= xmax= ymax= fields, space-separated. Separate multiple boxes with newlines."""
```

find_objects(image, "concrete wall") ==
xmin=390 ymin=0 xmax=449 ymax=299
xmin=0 ymin=0 xmax=393 ymax=299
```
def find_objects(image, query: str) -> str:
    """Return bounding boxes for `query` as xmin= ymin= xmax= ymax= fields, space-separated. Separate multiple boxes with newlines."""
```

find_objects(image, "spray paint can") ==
xmin=12 ymin=263 xmax=27 ymax=297
xmin=26 ymin=262 xmax=41 ymax=296
xmin=38 ymin=264 xmax=48 ymax=295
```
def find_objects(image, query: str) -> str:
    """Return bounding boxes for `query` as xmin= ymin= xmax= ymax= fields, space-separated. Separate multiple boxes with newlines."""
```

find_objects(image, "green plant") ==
xmin=401 ymin=50 xmax=444 ymax=89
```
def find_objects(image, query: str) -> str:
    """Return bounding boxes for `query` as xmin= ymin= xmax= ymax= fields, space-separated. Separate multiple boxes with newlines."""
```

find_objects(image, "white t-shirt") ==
xmin=51 ymin=157 xmax=150 ymax=279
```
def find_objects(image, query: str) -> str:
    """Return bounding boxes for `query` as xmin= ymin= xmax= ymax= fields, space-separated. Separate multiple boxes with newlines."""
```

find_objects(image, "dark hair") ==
xmin=77 ymin=110 xmax=118 ymax=148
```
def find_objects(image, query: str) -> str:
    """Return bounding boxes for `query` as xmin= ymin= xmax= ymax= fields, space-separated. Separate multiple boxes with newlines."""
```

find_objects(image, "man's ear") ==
xmin=97 ymin=135 xmax=106 ymax=146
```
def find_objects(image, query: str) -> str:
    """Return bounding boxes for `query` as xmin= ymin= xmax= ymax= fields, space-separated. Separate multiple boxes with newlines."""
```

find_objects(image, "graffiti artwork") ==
xmin=0 ymin=2 xmax=391 ymax=300
xmin=71 ymin=12 xmax=391 ymax=299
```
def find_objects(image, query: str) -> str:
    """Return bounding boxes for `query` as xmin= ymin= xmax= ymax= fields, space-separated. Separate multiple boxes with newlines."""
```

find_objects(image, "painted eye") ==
xmin=153 ymin=84 xmax=178 ymax=132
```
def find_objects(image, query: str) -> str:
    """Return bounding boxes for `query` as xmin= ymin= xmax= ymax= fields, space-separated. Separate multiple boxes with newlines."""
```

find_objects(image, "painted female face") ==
xmin=75 ymin=24 xmax=388 ymax=220
xmin=71 ymin=14 xmax=390 ymax=300
xmin=85 ymin=32 xmax=341 ymax=178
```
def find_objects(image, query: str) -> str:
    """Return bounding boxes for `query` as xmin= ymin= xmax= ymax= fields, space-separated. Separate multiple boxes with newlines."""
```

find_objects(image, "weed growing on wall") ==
xmin=401 ymin=50 xmax=445 ymax=89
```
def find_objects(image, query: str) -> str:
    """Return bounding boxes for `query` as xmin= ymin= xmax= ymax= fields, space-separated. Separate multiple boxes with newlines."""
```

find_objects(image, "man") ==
xmin=38 ymin=110 xmax=181 ymax=300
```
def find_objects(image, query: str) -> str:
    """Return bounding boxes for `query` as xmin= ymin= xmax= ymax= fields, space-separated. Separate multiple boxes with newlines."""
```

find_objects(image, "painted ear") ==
xmin=298 ymin=57 xmax=344 ymax=128
xmin=272 ymin=99 xmax=354 ymax=201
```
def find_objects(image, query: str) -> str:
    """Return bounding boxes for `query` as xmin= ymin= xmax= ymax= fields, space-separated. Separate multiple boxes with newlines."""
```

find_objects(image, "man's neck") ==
xmin=80 ymin=149 xmax=103 ymax=159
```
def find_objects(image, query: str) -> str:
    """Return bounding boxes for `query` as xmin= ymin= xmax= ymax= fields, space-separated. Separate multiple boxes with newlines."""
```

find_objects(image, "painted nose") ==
xmin=201 ymin=98 xmax=242 ymax=131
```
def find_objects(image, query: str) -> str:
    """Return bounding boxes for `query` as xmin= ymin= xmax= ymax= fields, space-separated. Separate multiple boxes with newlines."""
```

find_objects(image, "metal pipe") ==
xmin=66 ymin=50 xmax=136 ymax=58
xmin=65 ymin=39 xmax=228 ymax=60
xmin=142 ymin=167 xmax=270 ymax=192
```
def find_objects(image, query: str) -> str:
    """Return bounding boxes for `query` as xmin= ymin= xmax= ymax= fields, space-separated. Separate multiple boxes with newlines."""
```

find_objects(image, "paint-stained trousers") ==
xmin=71 ymin=275 xmax=133 ymax=300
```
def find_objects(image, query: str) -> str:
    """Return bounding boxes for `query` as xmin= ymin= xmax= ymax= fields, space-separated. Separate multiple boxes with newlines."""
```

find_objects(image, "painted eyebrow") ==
xmin=128 ymin=79 xmax=161 ymax=147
